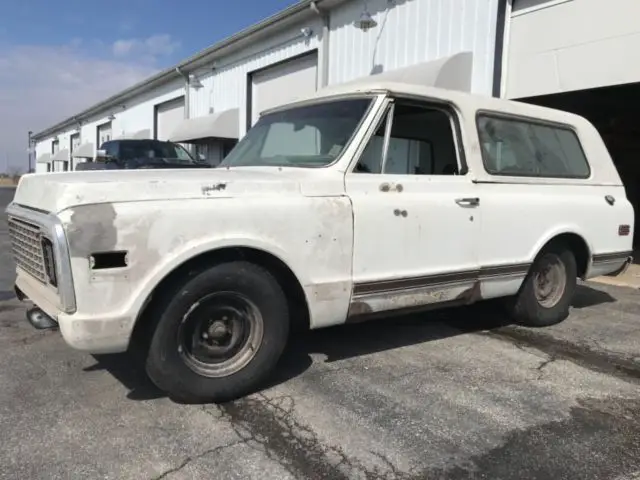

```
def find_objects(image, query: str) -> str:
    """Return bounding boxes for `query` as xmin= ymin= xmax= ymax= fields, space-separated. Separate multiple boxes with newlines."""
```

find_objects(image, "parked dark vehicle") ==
xmin=76 ymin=139 xmax=211 ymax=170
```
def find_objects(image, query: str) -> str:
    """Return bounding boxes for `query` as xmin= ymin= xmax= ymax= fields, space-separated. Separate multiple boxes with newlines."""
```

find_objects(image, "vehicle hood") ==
xmin=75 ymin=159 xmax=212 ymax=171
xmin=10 ymin=168 xmax=311 ymax=214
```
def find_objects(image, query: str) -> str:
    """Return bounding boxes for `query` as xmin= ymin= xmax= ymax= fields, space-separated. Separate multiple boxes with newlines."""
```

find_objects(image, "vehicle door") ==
xmin=344 ymin=97 xmax=481 ymax=316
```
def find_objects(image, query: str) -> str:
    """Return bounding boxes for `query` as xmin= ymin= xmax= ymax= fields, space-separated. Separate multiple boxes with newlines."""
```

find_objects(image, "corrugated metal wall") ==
xmin=114 ymin=80 xmax=185 ymax=139
xmin=329 ymin=0 xmax=499 ymax=94
xmin=189 ymin=16 xmax=324 ymax=136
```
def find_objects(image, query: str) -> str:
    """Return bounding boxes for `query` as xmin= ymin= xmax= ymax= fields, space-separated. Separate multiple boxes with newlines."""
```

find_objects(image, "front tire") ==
xmin=145 ymin=261 xmax=290 ymax=403
xmin=508 ymin=243 xmax=577 ymax=327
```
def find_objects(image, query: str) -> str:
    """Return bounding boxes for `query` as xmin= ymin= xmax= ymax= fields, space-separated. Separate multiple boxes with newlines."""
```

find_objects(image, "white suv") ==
xmin=7 ymin=79 xmax=634 ymax=403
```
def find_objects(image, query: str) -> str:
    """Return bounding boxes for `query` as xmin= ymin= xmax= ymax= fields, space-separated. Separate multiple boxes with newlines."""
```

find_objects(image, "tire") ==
xmin=145 ymin=261 xmax=290 ymax=403
xmin=507 ymin=242 xmax=577 ymax=327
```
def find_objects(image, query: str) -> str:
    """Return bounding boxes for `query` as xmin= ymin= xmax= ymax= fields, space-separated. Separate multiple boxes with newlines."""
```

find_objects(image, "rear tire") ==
xmin=145 ymin=261 xmax=289 ymax=403
xmin=507 ymin=242 xmax=577 ymax=327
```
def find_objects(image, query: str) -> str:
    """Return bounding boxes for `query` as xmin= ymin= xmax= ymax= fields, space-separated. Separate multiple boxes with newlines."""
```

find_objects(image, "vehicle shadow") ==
xmin=84 ymin=353 xmax=165 ymax=401
xmin=86 ymin=284 xmax=617 ymax=403
xmin=0 ymin=290 xmax=16 ymax=302
xmin=572 ymin=283 xmax=617 ymax=309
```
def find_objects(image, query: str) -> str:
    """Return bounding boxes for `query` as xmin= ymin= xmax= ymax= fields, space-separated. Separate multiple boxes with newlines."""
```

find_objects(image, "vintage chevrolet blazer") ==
xmin=6 ymin=79 xmax=634 ymax=403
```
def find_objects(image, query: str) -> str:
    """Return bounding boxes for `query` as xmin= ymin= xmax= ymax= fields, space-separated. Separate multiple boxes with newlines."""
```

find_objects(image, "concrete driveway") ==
xmin=1 ymin=185 xmax=639 ymax=480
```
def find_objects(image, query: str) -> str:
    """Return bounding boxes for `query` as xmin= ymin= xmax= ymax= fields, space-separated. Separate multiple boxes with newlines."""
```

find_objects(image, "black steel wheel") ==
xmin=145 ymin=261 xmax=290 ymax=403
xmin=507 ymin=242 xmax=577 ymax=328
xmin=177 ymin=291 xmax=264 ymax=378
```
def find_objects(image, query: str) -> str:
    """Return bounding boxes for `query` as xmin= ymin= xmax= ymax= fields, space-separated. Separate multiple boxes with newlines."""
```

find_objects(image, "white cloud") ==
xmin=0 ymin=43 xmax=159 ymax=173
xmin=112 ymin=34 xmax=180 ymax=59
xmin=112 ymin=39 xmax=138 ymax=57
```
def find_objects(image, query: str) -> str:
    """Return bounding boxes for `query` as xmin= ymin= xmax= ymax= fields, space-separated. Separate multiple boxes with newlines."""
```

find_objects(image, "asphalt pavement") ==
xmin=1 ymin=185 xmax=640 ymax=480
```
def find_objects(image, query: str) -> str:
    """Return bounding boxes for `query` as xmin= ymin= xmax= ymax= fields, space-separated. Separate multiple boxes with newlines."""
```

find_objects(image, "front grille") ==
xmin=7 ymin=217 xmax=48 ymax=284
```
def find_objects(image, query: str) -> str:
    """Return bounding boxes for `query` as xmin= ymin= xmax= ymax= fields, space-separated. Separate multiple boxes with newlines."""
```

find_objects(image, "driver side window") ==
xmin=354 ymin=100 xmax=462 ymax=176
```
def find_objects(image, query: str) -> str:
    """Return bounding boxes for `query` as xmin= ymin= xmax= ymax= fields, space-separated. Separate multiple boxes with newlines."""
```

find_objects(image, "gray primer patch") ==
xmin=65 ymin=203 xmax=118 ymax=258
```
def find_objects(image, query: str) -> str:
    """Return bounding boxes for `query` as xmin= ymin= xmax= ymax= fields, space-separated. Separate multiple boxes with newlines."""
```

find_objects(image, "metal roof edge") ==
xmin=33 ymin=0 xmax=338 ymax=141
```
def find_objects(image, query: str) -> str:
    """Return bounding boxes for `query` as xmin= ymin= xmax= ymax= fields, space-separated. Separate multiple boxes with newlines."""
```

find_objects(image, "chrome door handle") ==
xmin=455 ymin=197 xmax=480 ymax=207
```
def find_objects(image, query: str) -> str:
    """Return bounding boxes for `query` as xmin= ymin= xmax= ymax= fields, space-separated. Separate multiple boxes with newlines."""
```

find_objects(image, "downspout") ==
xmin=492 ymin=0 xmax=510 ymax=98
xmin=175 ymin=67 xmax=190 ymax=120
xmin=311 ymin=1 xmax=330 ymax=87
xmin=175 ymin=66 xmax=194 ymax=155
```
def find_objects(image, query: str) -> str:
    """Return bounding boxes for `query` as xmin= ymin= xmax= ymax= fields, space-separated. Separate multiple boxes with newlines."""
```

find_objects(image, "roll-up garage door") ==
xmin=249 ymin=52 xmax=318 ymax=127
xmin=70 ymin=133 xmax=81 ymax=152
xmin=155 ymin=97 xmax=185 ymax=140
xmin=97 ymin=122 xmax=112 ymax=147
xmin=70 ymin=133 xmax=81 ymax=170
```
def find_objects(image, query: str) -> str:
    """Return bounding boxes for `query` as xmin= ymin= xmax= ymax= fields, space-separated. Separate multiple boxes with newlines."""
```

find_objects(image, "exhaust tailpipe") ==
xmin=26 ymin=307 xmax=58 ymax=330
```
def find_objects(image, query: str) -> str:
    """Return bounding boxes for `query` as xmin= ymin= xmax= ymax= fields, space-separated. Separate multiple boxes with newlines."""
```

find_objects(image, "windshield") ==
xmin=119 ymin=141 xmax=197 ymax=164
xmin=219 ymin=98 xmax=373 ymax=168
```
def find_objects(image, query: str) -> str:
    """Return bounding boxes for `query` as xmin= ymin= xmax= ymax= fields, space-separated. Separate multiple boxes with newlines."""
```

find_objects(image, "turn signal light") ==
xmin=619 ymin=225 xmax=630 ymax=236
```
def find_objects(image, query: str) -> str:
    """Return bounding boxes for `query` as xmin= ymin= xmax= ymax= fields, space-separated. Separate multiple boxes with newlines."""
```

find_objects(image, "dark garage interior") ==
xmin=517 ymin=82 xmax=640 ymax=252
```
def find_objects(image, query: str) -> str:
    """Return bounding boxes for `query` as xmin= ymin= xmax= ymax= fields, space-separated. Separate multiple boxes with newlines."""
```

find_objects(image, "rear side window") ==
xmin=477 ymin=114 xmax=590 ymax=179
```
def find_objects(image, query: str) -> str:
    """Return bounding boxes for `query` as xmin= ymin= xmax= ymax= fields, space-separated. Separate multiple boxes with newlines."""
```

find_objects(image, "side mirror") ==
xmin=198 ymin=153 xmax=206 ymax=161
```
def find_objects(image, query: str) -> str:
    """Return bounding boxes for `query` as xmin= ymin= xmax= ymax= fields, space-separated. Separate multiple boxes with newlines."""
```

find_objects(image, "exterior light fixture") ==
xmin=355 ymin=0 xmax=377 ymax=31
xmin=189 ymin=73 xmax=203 ymax=89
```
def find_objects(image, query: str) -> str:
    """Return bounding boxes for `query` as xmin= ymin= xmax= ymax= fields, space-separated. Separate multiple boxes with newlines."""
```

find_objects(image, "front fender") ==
xmin=126 ymin=235 xmax=312 ymax=317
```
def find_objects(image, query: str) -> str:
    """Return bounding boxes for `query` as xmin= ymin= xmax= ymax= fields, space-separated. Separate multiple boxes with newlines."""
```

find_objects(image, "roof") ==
xmin=33 ymin=0 xmax=346 ymax=141
xmin=275 ymin=76 xmax=591 ymax=129
xmin=283 ymin=78 xmax=620 ymax=185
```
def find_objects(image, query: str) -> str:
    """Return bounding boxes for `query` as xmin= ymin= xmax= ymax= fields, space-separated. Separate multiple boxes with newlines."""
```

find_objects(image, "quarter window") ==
xmin=477 ymin=114 xmax=590 ymax=178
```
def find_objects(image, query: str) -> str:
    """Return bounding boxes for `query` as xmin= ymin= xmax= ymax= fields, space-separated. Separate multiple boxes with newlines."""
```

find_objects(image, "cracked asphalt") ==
xmin=2 ymin=186 xmax=640 ymax=479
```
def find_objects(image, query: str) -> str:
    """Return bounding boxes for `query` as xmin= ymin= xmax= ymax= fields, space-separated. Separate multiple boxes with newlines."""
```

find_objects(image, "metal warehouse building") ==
xmin=31 ymin=0 xmax=504 ymax=171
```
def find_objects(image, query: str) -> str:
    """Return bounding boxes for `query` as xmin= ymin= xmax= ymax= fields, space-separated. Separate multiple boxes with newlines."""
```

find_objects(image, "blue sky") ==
xmin=0 ymin=0 xmax=299 ymax=172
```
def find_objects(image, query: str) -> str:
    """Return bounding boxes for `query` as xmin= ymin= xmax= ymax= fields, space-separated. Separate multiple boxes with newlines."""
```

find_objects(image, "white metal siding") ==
xmin=188 ymin=17 xmax=323 ymax=137
xmin=328 ymin=0 xmax=500 ymax=95
xmin=156 ymin=97 xmax=185 ymax=140
xmin=505 ymin=0 xmax=640 ymax=98
xmin=250 ymin=53 xmax=318 ymax=125
xmin=114 ymin=80 xmax=185 ymax=138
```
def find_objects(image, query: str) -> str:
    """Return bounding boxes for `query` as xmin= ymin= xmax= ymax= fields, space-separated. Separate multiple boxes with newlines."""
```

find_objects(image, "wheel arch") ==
xmin=531 ymin=230 xmax=592 ymax=279
xmin=130 ymin=245 xmax=311 ymax=352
